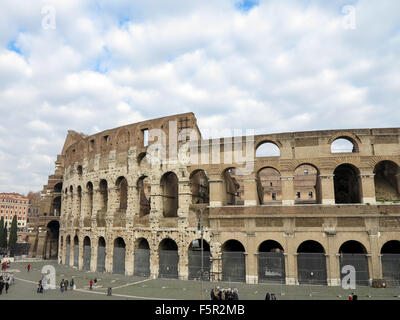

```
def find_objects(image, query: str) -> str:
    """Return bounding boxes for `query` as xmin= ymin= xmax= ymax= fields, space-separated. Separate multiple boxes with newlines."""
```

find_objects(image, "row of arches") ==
xmin=61 ymin=235 xmax=400 ymax=285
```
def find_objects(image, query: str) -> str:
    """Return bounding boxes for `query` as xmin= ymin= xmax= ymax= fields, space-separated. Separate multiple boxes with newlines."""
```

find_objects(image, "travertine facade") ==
xmin=29 ymin=113 xmax=400 ymax=286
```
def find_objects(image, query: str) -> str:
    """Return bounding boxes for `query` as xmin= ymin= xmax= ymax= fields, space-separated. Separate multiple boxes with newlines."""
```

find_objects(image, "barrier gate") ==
xmin=159 ymin=250 xmax=179 ymax=279
xmin=134 ymin=249 xmax=150 ymax=277
xmin=222 ymin=252 xmax=246 ymax=282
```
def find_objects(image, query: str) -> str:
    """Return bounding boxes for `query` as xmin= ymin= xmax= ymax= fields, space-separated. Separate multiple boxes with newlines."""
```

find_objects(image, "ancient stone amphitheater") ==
xmin=28 ymin=112 xmax=400 ymax=286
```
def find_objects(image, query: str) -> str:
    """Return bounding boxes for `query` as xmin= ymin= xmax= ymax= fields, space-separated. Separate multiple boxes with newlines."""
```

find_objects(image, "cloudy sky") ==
xmin=0 ymin=0 xmax=399 ymax=194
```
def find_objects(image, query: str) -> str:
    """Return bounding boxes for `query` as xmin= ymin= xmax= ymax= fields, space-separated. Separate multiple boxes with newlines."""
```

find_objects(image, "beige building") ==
xmin=0 ymin=193 xmax=29 ymax=228
xmin=28 ymin=113 xmax=400 ymax=286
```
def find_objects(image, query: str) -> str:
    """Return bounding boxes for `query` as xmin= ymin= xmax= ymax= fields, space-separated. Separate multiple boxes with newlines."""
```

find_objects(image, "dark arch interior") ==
xmin=74 ymin=236 xmax=79 ymax=246
xmin=223 ymin=168 xmax=243 ymax=205
xmin=297 ymin=240 xmax=325 ymax=253
xmin=222 ymin=240 xmax=245 ymax=252
xmin=116 ymin=177 xmax=128 ymax=210
xmin=77 ymin=165 xmax=83 ymax=175
xmin=138 ymin=176 xmax=151 ymax=217
xmin=98 ymin=237 xmax=105 ymax=247
xmin=190 ymin=170 xmax=209 ymax=204
xmin=159 ymin=238 xmax=178 ymax=251
xmin=374 ymin=161 xmax=400 ymax=201
xmin=83 ymin=236 xmax=91 ymax=246
xmin=334 ymin=164 xmax=361 ymax=204
xmin=114 ymin=237 xmax=126 ymax=248
xmin=256 ymin=167 xmax=281 ymax=204
xmin=66 ymin=236 xmax=71 ymax=245
xmin=339 ymin=240 xmax=367 ymax=254
xmin=161 ymin=172 xmax=179 ymax=217
xmin=54 ymin=183 xmax=62 ymax=193
xmin=381 ymin=240 xmax=400 ymax=254
xmin=258 ymin=240 xmax=284 ymax=253
xmin=189 ymin=239 xmax=210 ymax=251
xmin=99 ymin=179 xmax=108 ymax=210
xmin=51 ymin=197 xmax=61 ymax=216
xmin=136 ymin=238 xmax=150 ymax=249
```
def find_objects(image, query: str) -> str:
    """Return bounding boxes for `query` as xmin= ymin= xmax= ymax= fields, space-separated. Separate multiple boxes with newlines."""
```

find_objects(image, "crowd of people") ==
xmin=59 ymin=278 xmax=75 ymax=292
xmin=265 ymin=292 xmax=278 ymax=300
xmin=210 ymin=287 xmax=239 ymax=300
xmin=0 ymin=273 xmax=14 ymax=294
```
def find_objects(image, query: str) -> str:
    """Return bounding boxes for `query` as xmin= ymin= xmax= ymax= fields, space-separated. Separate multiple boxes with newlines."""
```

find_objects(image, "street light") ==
xmin=197 ymin=208 xmax=204 ymax=300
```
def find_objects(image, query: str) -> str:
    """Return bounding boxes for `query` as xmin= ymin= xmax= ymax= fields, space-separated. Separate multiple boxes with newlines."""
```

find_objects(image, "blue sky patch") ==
xmin=7 ymin=40 xmax=22 ymax=55
xmin=235 ymin=0 xmax=259 ymax=13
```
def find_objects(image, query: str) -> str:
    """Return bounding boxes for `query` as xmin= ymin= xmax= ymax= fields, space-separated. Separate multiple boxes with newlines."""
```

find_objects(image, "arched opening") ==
xmin=223 ymin=168 xmax=244 ymax=205
xmin=138 ymin=152 xmax=151 ymax=169
xmin=77 ymin=186 xmax=82 ymax=220
xmin=256 ymin=141 xmax=280 ymax=157
xmin=77 ymin=165 xmax=83 ymax=176
xmin=65 ymin=235 xmax=71 ymax=266
xmin=374 ymin=161 xmax=400 ymax=202
xmin=222 ymin=240 xmax=246 ymax=282
xmin=294 ymin=164 xmax=321 ymax=204
xmin=85 ymin=182 xmax=93 ymax=226
xmin=331 ymin=137 xmax=358 ymax=153
xmin=69 ymin=186 xmax=74 ymax=221
xmin=297 ymin=240 xmax=327 ymax=285
xmin=97 ymin=237 xmax=106 ymax=272
xmin=137 ymin=176 xmax=151 ymax=217
xmin=83 ymin=236 xmax=91 ymax=271
xmin=113 ymin=237 xmax=126 ymax=275
xmin=44 ymin=220 xmax=59 ymax=259
xmin=339 ymin=240 xmax=369 ymax=286
xmin=334 ymin=164 xmax=361 ymax=204
xmin=73 ymin=236 xmax=79 ymax=267
xmin=99 ymin=179 xmax=108 ymax=211
xmin=190 ymin=170 xmax=209 ymax=204
xmin=161 ymin=172 xmax=179 ymax=217
xmin=381 ymin=240 xmax=400 ymax=284
xmin=116 ymin=176 xmax=128 ymax=210
xmin=258 ymin=240 xmax=285 ymax=283
xmin=54 ymin=182 xmax=62 ymax=193
xmin=51 ymin=196 xmax=61 ymax=216
xmin=134 ymin=238 xmax=150 ymax=277
xmin=256 ymin=167 xmax=281 ymax=204
xmin=188 ymin=239 xmax=211 ymax=281
xmin=158 ymin=238 xmax=179 ymax=279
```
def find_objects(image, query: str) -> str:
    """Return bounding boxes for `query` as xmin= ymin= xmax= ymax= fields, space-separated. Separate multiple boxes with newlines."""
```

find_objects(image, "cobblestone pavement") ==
xmin=1 ymin=260 xmax=400 ymax=300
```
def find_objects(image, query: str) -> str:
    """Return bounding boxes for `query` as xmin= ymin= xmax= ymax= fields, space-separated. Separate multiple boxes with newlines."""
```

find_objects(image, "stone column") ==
xmin=105 ymin=236 xmax=113 ymax=273
xmin=210 ymin=241 xmax=222 ymax=282
xmin=326 ymin=232 xmax=341 ymax=286
xmin=150 ymin=183 xmax=163 ymax=226
xmin=92 ymin=186 xmax=102 ymax=228
xmin=243 ymin=176 xmax=259 ymax=206
xmin=368 ymin=230 xmax=382 ymax=280
xmin=80 ymin=191 xmax=88 ymax=227
xmin=284 ymin=233 xmax=297 ymax=285
xmin=281 ymin=176 xmax=294 ymax=205
xmin=360 ymin=173 xmax=376 ymax=204
xmin=126 ymin=184 xmax=137 ymax=228
xmin=78 ymin=239 xmax=84 ymax=270
xmin=209 ymin=175 xmax=223 ymax=207
xmin=150 ymin=248 xmax=159 ymax=279
xmin=125 ymin=236 xmax=134 ymax=276
xmin=319 ymin=174 xmax=335 ymax=204
xmin=107 ymin=187 xmax=118 ymax=228
xmin=178 ymin=244 xmax=188 ymax=280
xmin=245 ymin=235 xmax=258 ymax=284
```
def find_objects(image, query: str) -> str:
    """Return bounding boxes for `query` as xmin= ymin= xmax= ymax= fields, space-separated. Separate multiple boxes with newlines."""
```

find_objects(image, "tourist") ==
xmin=271 ymin=293 xmax=277 ymax=300
xmin=60 ymin=279 xmax=65 ymax=293
xmin=5 ymin=281 xmax=9 ymax=294
xmin=64 ymin=279 xmax=68 ymax=291
xmin=94 ymin=278 xmax=97 ymax=284
xmin=0 ymin=278 xmax=4 ymax=295
xmin=70 ymin=278 xmax=74 ymax=290
xmin=27 ymin=264 xmax=31 ymax=272
xmin=349 ymin=293 xmax=353 ymax=301
xmin=89 ymin=279 xmax=93 ymax=290
xmin=210 ymin=288 xmax=214 ymax=300
xmin=265 ymin=292 xmax=271 ymax=300
xmin=353 ymin=293 xmax=358 ymax=301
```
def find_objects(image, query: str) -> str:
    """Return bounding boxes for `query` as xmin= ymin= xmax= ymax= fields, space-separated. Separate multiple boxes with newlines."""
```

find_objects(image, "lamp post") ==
xmin=197 ymin=209 xmax=204 ymax=300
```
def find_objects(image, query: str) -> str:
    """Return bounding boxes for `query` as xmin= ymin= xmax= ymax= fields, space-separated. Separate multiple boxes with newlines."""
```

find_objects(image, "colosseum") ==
xmin=28 ymin=112 xmax=400 ymax=287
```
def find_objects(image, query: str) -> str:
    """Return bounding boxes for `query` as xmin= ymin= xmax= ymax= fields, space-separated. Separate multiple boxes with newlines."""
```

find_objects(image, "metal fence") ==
xmin=258 ymin=252 xmax=285 ymax=283
xmin=83 ymin=245 xmax=91 ymax=271
xmin=97 ymin=246 xmax=106 ymax=273
xmin=339 ymin=254 xmax=369 ymax=286
xmin=74 ymin=245 xmax=79 ymax=267
xmin=159 ymin=250 xmax=179 ymax=279
xmin=188 ymin=251 xmax=211 ymax=280
xmin=134 ymin=248 xmax=150 ymax=277
xmin=222 ymin=252 xmax=246 ymax=282
xmin=65 ymin=244 xmax=70 ymax=266
xmin=113 ymin=247 xmax=126 ymax=274
xmin=381 ymin=254 xmax=400 ymax=287
xmin=297 ymin=253 xmax=327 ymax=285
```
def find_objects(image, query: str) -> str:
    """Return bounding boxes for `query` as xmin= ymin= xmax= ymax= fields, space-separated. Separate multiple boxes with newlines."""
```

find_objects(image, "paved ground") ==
xmin=1 ymin=260 xmax=400 ymax=300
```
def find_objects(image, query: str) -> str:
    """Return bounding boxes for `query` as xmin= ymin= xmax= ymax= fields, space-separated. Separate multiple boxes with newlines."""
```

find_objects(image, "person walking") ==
xmin=70 ymin=278 xmax=74 ymax=290
xmin=265 ymin=292 xmax=271 ymax=300
xmin=0 ymin=279 xmax=4 ymax=295
xmin=64 ymin=279 xmax=68 ymax=291
xmin=60 ymin=279 xmax=65 ymax=293
xmin=89 ymin=279 xmax=93 ymax=290
xmin=5 ymin=281 xmax=9 ymax=294
xmin=271 ymin=293 xmax=277 ymax=300
xmin=27 ymin=264 xmax=31 ymax=272
xmin=37 ymin=281 xmax=41 ymax=293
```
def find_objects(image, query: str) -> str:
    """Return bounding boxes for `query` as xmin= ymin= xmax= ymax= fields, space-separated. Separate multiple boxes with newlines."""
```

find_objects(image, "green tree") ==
xmin=9 ymin=217 xmax=17 ymax=256
xmin=0 ymin=217 xmax=4 ymax=249
xmin=3 ymin=222 xmax=8 ymax=252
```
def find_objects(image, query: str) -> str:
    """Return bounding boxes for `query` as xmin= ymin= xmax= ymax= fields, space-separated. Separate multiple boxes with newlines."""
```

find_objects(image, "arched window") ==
xmin=116 ymin=177 xmax=128 ymax=210
xmin=223 ymin=168 xmax=244 ymax=205
xmin=294 ymin=164 xmax=320 ymax=204
xmin=256 ymin=142 xmax=280 ymax=157
xmin=161 ymin=172 xmax=179 ymax=217
xmin=334 ymin=164 xmax=361 ymax=204
xmin=137 ymin=176 xmax=151 ymax=217
xmin=190 ymin=170 xmax=209 ymax=204
xmin=374 ymin=161 xmax=400 ymax=202
xmin=256 ymin=167 xmax=281 ymax=204
xmin=331 ymin=138 xmax=357 ymax=153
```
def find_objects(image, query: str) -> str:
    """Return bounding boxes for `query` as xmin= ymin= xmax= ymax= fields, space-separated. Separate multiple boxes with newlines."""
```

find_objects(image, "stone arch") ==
xmin=255 ymin=141 xmax=281 ymax=157
xmin=97 ymin=236 xmax=106 ymax=272
xmin=44 ymin=220 xmax=59 ymax=259
xmin=330 ymin=133 xmax=360 ymax=153
xmin=54 ymin=182 xmax=62 ymax=193
xmin=256 ymin=167 xmax=281 ymax=204
xmin=138 ymin=152 xmax=151 ymax=169
xmin=161 ymin=172 xmax=179 ymax=217
xmin=65 ymin=235 xmax=71 ymax=265
xmin=134 ymin=237 xmax=150 ymax=277
xmin=83 ymin=236 xmax=91 ymax=271
xmin=77 ymin=165 xmax=83 ymax=176
xmin=86 ymin=182 xmax=94 ymax=221
xmin=189 ymin=169 xmax=209 ymax=204
xmin=188 ymin=239 xmax=211 ymax=280
xmin=294 ymin=163 xmax=321 ymax=204
xmin=339 ymin=240 xmax=369 ymax=286
xmin=137 ymin=175 xmax=151 ymax=217
xmin=258 ymin=240 xmax=285 ymax=283
xmin=76 ymin=185 xmax=82 ymax=220
xmin=297 ymin=240 xmax=327 ymax=285
xmin=381 ymin=240 xmax=400 ymax=283
xmin=113 ymin=237 xmax=126 ymax=275
xmin=334 ymin=163 xmax=362 ymax=204
xmin=221 ymin=239 xmax=246 ymax=282
xmin=158 ymin=238 xmax=179 ymax=279
xmin=51 ymin=196 xmax=61 ymax=216
xmin=374 ymin=160 xmax=400 ymax=202
xmin=99 ymin=179 xmax=108 ymax=211
xmin=222 ymin=167 xmax=244 ymax=205
xmin=115 ymin=176 xmax=128 ymax=210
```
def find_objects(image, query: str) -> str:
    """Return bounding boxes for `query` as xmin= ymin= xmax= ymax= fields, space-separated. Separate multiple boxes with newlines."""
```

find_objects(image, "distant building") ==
xmin=0 ymin=193 xmax=29 ymax=229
